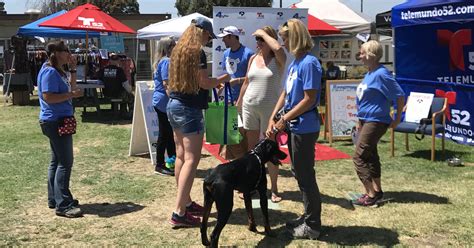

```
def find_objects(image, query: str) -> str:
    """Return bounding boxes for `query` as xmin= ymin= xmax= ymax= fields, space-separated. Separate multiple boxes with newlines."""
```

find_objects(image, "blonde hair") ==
xmin=279 ymin=19 xmax=313 ymax=56
xmin=259 ymin=26 xmax=278 ymax=57
xmin=168 ymin=24 xmax=203 ymax=94
xmin=360 ymin=40 xmax=383 ymax=62
xmin=153 ymin=37 xmax=175 ymax=69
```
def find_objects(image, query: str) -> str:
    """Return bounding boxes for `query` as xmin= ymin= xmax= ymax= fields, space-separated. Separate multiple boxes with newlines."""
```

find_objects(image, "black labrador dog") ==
xmin=200 ymin=139 xmax=287 ymax=248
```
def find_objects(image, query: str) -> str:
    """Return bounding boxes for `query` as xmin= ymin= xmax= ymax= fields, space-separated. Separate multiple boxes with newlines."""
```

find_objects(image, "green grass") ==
xmin=0 ymin=99 xmax=473 ymax=247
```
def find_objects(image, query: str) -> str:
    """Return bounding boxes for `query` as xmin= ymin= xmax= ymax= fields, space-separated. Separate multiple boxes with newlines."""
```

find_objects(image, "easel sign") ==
xmin=326 ymin=80 xmax=360 ymax=145
xmin=404 ymin=92 xmax=434 ymax=123
xmin=129 ymin=81 xmax=159 ymax=165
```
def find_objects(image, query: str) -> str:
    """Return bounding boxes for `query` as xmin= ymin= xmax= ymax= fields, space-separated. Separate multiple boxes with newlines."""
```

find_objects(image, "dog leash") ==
xmin=249 ymin=151 xmax=264 ymax=190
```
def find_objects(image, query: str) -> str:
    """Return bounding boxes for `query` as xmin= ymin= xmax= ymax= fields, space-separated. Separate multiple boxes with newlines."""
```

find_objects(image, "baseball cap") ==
xmin=192 ymin=17 xmax=216 ymax=39
xmin=217 ymin=26 xmax=240 ymax=38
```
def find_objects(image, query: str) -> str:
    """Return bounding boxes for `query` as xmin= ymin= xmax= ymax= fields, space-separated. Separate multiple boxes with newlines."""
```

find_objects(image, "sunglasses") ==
xmin=255 ymin=36 xmax=265 ymax=43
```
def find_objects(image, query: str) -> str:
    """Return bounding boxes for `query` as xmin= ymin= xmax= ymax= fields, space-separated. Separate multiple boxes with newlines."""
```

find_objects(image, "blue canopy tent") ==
xmin=392 ymin=0 xmax=474 ymax=146
xmin=17 ymin=10 xmax=100 ymax=38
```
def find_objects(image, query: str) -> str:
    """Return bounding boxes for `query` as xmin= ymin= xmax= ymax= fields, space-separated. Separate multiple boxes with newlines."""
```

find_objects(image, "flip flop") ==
xmin=271 ymin=192 xmax=282 ymax=203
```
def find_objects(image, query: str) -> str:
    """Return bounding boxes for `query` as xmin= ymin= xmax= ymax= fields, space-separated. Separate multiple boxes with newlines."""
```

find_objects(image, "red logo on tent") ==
xmin=437 ymin=29 xmax=472 ymax=71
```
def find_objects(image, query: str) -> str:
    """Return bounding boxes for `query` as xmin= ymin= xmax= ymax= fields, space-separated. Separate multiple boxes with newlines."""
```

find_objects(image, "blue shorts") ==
xmin=167 ymin=98 xmax=204 ymax=135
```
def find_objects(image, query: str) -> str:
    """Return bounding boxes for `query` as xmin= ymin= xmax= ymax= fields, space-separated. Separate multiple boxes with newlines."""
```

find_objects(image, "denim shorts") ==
xmin=167 ymin=98 xmax=204 ymax=135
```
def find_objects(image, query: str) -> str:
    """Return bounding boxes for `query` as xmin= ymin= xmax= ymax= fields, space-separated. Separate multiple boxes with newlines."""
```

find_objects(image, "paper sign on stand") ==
xmin=129 ymin=81 xmax=159 ymax=165
xmin=405 ymin=92 xmax=434 ymax=123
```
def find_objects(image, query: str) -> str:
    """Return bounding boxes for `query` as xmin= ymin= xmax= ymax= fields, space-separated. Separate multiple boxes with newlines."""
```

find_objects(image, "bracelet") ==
xmin=69 ymin=70 xmax=77 ymax=73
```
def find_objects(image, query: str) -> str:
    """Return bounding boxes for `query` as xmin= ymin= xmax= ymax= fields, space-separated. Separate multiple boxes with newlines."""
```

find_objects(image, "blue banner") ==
xmin=100 ymin=34 xmax=125 ymax=53
xmin=394 ymin=16 xmax=474 ymax=146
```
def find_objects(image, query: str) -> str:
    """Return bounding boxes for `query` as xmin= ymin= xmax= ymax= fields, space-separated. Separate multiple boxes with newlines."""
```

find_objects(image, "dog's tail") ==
xmin=201 ymin=182 xmax=214 ymax=246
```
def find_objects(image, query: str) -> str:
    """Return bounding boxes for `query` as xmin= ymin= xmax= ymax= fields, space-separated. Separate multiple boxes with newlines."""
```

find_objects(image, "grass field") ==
xmin=0 ymin=97 xmax=473 ymax=247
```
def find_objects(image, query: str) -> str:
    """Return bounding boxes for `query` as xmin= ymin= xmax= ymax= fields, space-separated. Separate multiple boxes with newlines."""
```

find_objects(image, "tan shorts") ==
xmin=242 ymin=103 xmax=274 ymax=132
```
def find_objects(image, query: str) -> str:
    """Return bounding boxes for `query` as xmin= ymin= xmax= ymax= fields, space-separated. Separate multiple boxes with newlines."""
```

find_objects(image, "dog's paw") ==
xmin=264 ymin=227 xmax=274 ymax=236
xmin=202 ymin=239 xmax=210 ymax=247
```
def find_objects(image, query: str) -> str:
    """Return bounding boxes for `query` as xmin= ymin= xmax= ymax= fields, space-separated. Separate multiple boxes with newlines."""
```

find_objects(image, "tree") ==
xmin=28 ymin=0 xmax=140 ymax=15
xmin=175 ymin=0 xmax=272 ymax=17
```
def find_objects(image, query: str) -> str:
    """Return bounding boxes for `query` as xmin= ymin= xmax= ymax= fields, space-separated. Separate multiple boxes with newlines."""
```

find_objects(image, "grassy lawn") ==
xmin=0 ymin=97 xmax=473 ymax=247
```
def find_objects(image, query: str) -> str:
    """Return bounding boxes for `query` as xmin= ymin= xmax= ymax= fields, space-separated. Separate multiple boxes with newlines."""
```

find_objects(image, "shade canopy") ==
xmin=39 ymin=3 xmax=135 ymax=34
xmin=290 ymin=5 xmax=341 ymax=35
xmin=18 ymin=10 xmax=101 ymax=38
xmin=137 ymin=13 xmax=210 ymax=40
xmin=292 ymin=0 xmax=371 ymax=34
xmin=375 ymin=10 xmax=392 ymax=36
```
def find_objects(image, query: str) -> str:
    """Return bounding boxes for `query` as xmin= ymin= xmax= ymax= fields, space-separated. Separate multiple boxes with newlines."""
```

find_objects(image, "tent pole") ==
xmin=3 ymin=53 xmax=15 ymax=105
xmin=85 ymin=30 xmax=88 ymax=83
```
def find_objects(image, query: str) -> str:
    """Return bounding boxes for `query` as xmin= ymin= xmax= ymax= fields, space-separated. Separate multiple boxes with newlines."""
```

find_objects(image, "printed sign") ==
xmin=129 ymin=81 xmax=159 ymax=165
xmin=404 ymin=92 xmax=434 ymax=123
xmin=326 ymin=80 xmax=359 ymax=145
xmin=100 ymin=34 xmax=124 ymax=53
xmin=212 ymin=7 xmax=307 ymax=77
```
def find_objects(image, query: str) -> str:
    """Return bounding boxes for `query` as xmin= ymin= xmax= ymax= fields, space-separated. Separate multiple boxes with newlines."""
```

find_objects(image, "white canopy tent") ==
xmin=292 ymin=0 xmax=371 ymax=34
xmin=137 ymin=12 xmax=212 ymax=40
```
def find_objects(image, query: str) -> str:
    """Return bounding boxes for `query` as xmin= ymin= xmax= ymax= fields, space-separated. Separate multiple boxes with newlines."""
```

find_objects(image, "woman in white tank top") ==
xmin=236 ymin=26 xmax=287 ymax=203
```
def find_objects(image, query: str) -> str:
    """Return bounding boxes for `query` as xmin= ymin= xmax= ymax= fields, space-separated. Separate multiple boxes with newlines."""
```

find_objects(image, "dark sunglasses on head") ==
xmin=255 ymin=36 xmax=264 ymax=43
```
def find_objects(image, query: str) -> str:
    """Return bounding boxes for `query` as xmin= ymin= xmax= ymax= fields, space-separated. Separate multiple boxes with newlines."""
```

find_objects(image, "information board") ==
xmin=129 ymin=81 xmax=159 ymax=165
xmin=326 ymin=80 xmax=360 ymax=145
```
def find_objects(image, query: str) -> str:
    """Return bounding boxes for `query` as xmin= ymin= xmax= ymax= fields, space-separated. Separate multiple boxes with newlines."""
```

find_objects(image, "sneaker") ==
xmin=155 ymin=164 xmax=174 ymax=176
xmin=352 ymin=193 xmax=382 ymax=207
xmin=169 ymin=212 xmax=201 ymax=228
xmin=165 ymin=156 xmax=176 ymax=170
xmin=289 ymin=223 xmax=320 ymax=240
xmin=186 ymin=201 xmax=204 ymax=216
xmin=48 ymin=199 xmax=79 ymax=209
xmin=286 ymin=215 xmax=305 ymax=229
xmin=56 ymin=206 xmax=83 ymax=218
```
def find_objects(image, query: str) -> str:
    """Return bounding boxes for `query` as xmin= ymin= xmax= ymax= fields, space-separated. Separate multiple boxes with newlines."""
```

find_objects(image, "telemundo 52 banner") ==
xmin=395 ymin=20 xmax=474 ymax=146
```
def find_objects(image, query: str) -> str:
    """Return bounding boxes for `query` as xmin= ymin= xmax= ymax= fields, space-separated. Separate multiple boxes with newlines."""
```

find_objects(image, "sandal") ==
xmin=271 ymin=192 xmax=282 ymax=203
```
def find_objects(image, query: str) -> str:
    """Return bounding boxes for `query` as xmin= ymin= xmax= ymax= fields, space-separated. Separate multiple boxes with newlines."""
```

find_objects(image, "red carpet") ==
xmin=203 ymin=142 xmax=351 ymax=164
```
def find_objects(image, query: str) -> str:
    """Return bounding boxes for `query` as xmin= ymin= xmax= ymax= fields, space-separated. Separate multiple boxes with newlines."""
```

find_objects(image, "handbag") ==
xmin=205 ymin=83 xmax=242 ymax=145
xmin=58 ymin=116 xmax=77 ymax=136
xmin=415 ymin=118 xmax=431 ymax=140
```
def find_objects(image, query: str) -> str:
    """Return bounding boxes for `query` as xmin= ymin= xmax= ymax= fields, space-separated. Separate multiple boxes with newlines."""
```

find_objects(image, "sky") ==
xmin=3 ymin=0 xmax=406 ymax=21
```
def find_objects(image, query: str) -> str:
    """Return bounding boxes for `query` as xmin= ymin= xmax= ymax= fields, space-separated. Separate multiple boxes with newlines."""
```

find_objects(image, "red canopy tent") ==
xmin=39 ymin=4 xmax=136 ymax=82
xmin=39 ymin=3 xmax=135 ymax=34
xmin=290 ymin=4 xmax=341 ymax=36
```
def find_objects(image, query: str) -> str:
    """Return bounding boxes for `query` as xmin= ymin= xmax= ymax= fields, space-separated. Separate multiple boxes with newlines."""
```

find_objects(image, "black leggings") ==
xmin=154 ymin=107 xmax=176 ymax=166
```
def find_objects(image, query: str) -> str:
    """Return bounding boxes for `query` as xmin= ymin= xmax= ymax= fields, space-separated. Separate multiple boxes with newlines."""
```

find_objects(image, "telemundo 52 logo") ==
xmin=437 ymin=29 xmax=473 ymax=71
xmin=238 ymin=11 xmax=246 ymax=19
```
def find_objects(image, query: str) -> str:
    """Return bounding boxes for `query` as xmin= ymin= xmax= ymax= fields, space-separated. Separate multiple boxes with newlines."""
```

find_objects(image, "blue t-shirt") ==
xmin=221 ymin=45 xmax=254 ymax=99
xmin=152 ymin=57 xmax=170 ymax=112
xmin=284 ymin=53 xmax=322 ymax=134
xmin=356 ymin=65 xmax=405 ymax=124
xmin=38 ymin=64 xmax=73 ymax=121
xmin=169 ymin=50 xmax=209 ymax=109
